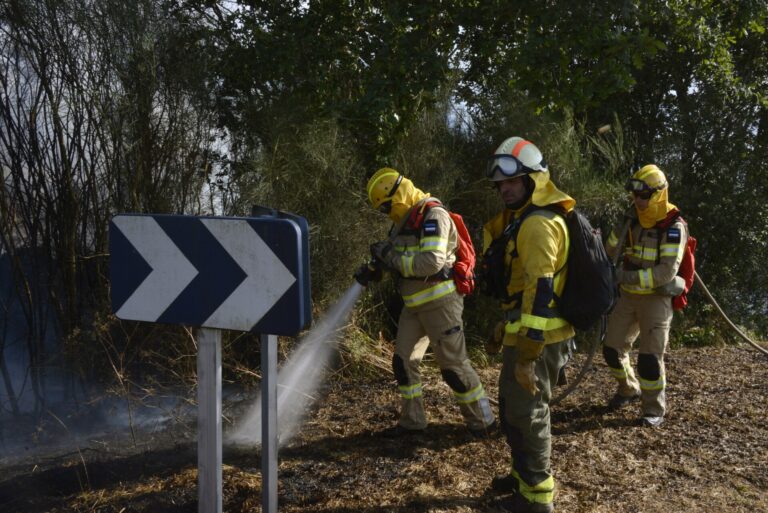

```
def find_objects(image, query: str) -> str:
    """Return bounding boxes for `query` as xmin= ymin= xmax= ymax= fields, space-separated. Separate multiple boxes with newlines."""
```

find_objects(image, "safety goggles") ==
xmin=624 ymin=178 xmax=657 ymax=199
xmin=378 ymin=201 xmax=392 ymax=214
xmin=485 ymin=154 xmax=540 ymax=179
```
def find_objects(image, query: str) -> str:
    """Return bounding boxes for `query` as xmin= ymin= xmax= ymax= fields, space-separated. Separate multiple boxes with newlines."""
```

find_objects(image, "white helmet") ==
xmin=486 ymin=137 xmax=547 ymax=182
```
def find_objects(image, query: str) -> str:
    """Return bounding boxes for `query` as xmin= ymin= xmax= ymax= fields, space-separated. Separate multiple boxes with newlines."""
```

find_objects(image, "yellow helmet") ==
xmin=625 ymin=164 xmax=668 ymax=197
xmin=367 ymin=167 xmax=403 ymax=210
xmin=626 ymin=164 xmax=677 ymax=228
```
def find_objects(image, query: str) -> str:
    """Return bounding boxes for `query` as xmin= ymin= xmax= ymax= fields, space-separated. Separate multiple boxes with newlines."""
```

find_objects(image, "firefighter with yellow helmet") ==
xmin=357 ymin=168 xmax=496 ymax=438
xmin=481 ymin=137 xmax=575 ymax=513
xmin=603 ymin=164 xmax=689 ymax=427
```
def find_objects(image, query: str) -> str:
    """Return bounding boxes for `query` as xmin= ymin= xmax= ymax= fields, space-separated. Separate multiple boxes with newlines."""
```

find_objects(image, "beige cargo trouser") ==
xmin=393 ymin=292 xmax=494 ymax=431
xmin=604 ymin=292 xmax=672 ymax=417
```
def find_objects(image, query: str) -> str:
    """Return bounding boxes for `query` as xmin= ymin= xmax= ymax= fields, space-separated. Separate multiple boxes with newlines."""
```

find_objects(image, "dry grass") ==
xmin=0 ymin=345 xmax=766 ymax=512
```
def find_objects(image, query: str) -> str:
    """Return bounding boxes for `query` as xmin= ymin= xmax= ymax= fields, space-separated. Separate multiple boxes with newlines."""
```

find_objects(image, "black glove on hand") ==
xmin=353 ymin=263 xmax=383 ymax=287
xmin=370 ymin=241 xmax=393 ymax=263
xmin=353 ymin=264 xmax=372 ymax=287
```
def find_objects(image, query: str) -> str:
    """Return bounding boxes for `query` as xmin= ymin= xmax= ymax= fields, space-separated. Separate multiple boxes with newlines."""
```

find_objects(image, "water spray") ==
xmin=228 ymin=280 xmax=365 ymax=447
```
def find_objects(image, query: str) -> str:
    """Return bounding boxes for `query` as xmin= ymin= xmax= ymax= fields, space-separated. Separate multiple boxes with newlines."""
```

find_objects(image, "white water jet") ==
xmin=227 ymin=281 xmax=364 ymax=447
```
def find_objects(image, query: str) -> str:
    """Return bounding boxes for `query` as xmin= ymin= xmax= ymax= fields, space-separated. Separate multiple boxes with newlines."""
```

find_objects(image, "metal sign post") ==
xmin=109 ymin=209 xmax=311 ymax=513
xmin=261 ymin=333 xmax=278 ymax=513
xmin=197 ymin=328 xmax=222 ymax=513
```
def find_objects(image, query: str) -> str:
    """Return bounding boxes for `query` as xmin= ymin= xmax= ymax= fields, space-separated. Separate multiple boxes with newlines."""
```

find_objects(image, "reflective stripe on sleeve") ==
xmin=660 ymin=243 xmax=681 ymax=257
xmin=400 ymin=254 xmax=415 ymax=277
xmin=419 ymin=236 xmax=448 ymax=252
xmin=638 ymin=268 xmax=654 ymax=289
xmin=632 ymin=244 xmax=658 ymax=262
xmin=521 ymin=313 xmax=569 ymax=331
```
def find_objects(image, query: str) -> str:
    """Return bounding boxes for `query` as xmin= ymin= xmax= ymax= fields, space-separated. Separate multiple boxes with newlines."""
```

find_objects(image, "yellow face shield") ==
xmin=388 ymin=176 xmax=428 ymax=223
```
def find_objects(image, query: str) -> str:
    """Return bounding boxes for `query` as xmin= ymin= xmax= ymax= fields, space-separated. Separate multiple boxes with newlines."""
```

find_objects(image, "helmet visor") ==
xmin=486 ymin=154 xmax=529 ymax=179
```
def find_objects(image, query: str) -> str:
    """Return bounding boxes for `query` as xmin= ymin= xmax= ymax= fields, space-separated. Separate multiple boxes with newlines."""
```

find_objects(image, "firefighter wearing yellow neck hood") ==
xmin=625 ymin=164 xmax=677 ymax=228
xmin=366 ymin=167 xmax=429 ymax=223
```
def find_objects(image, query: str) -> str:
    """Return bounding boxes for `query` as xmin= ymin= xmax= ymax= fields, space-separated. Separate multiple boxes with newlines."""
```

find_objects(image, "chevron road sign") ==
xmin=109 ymin=212 xmax=311 ymax=335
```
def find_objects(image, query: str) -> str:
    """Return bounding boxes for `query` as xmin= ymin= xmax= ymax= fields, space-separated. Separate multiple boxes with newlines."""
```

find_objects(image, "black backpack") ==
xmin=480 ymin=205 xmax=618 ymax=331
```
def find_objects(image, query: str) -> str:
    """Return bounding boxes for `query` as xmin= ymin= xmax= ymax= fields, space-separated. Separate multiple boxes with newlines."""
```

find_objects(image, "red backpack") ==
xmin=406 ymin=201 xmax=477 ymax=295
xmin=656 ymin=211 xmax=697 ymax=311
xmin=673 ymin=228 xmax=697 ymax=311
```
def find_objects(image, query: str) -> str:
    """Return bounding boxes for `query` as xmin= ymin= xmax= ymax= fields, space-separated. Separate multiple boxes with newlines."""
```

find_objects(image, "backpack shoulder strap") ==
xmin=405 ymin=198 xmax=443 ymax=230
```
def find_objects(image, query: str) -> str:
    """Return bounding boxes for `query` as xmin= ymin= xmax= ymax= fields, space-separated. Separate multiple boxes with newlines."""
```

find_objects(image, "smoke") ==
xmin=227 ymin=282 xmax=364 ymax=447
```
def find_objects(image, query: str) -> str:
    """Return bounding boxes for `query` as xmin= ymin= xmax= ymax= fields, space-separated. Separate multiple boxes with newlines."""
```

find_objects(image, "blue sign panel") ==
xmin=110 ymin=212 xmax=311 ymax=336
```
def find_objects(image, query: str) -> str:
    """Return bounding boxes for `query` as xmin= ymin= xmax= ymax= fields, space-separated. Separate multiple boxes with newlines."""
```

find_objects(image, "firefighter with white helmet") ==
xmin=357 ymin=168 xmax=496 ymax=439
xmin=603 ymin=164 xmax=689 ymax=427
xmin=481 ymin=137 xmax=575 ymax=513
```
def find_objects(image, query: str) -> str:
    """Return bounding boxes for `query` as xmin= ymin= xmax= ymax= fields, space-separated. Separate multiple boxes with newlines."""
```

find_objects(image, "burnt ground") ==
xmin=0 ymin=345 xmax=766 ymax=513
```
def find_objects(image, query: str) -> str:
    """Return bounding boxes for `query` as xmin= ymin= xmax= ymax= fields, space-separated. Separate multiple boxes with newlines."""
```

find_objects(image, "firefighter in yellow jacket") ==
xmin=603 ymin=164 xmax=689 ymax=427
xmin=359 ymin=168 xmax=496 ymax=438
xmin=481 ymin=137 xmax=575 ymax=513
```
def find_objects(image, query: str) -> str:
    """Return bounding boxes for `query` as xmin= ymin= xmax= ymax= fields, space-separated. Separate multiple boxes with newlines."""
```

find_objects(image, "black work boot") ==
xmin=498 ymin=493 xmax=554 ymax=513
xmin=379 ymin=424 xmax=425 ymax=438
xmin=489 ymin=473 xmax=518 ymax=494
xmin=469 ymin=420 xmax=500 ymax=440
xmin=607 ymin=392 xmax=640 ymax=410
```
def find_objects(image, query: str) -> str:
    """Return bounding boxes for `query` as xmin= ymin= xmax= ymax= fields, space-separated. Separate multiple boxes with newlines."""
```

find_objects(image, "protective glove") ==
xmin=485 ymin=321 xmax=506 ymax=355
xmin=515 ymin=336 xmax=544 ymax=362
xmin=514 ymin=360 xmax=539 ymax=396
xmin=654 ymin=275 xmax=686 ymax=296
xmin=370 ymin=240 xmax=393 ymax=263
xmin=353 ymin=263 xmax=382 ymax=287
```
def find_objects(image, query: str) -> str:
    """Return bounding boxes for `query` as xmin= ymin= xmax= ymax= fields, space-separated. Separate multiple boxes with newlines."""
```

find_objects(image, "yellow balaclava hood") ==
xmin=530 ymin=169 xmax=576 ymax=213
xmin=367 ymin=167 xmax=429 ymax=224
xmin=631 ymin=164 xmax=677 ymax=228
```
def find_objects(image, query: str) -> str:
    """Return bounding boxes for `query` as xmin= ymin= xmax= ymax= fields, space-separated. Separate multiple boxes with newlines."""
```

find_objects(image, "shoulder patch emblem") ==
xmin=423 ymin=219 xmax=439 ymax=235
xmin=667 ymin=227 xmax=681 ymax=243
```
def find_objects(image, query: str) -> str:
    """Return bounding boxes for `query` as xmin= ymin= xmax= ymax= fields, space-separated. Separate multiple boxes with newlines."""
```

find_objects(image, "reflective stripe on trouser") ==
xmin=605 ymin=293 xmax=672 ymax=417
xmin=498 ymin=339 xmax=571 ymax=506
xmin=395 ymin=293 xmax=493 ymax=430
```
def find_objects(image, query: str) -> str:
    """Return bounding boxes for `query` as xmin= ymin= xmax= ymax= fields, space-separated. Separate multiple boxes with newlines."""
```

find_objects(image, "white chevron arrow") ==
xmin=113 ymin=216 xmax=198 ymax=322
xmin=200 ymin=218 xmax=296 ymax=331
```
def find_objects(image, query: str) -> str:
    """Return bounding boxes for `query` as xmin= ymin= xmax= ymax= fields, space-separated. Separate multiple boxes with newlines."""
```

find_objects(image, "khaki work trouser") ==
xmin=498 ymin=340 xmax=571 ymax=507
xmin=394 ymin=292 xmax=494 ymax=430
xmin=604 ymin=292 xmax=672 ymax=417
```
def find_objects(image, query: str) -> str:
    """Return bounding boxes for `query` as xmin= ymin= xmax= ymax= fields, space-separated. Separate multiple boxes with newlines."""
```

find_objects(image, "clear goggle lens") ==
xmin=485 ymin=154 xmax=531 ymax=179
xmin=625 ymin=178 xmax=660 ymax=199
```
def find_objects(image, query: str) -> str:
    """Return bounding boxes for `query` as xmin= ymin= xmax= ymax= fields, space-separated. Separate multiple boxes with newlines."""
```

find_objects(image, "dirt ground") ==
xmin=0 ymin=345 xmax=766 ymax=513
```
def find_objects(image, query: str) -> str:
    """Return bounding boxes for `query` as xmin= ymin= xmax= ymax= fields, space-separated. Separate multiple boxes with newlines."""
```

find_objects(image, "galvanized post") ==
xmin=261 ymin=333 xmax=278 ymax=512
xmin=197 ymin=327 xmax=222 ymax=513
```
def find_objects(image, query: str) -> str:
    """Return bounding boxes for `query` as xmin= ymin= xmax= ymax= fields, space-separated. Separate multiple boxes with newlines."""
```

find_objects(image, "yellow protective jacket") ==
xmin=379 ymin=198 xmax=458 ymax=310
xmin=483 ymin=203 xmax=575 ymax=347
xmin=606 ymin=212 xmax=689 ymax=295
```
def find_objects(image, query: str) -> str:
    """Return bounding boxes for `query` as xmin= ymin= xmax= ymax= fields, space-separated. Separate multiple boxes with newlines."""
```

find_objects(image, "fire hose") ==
xmin=551 ymin=220 xmax=768 ymax=407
